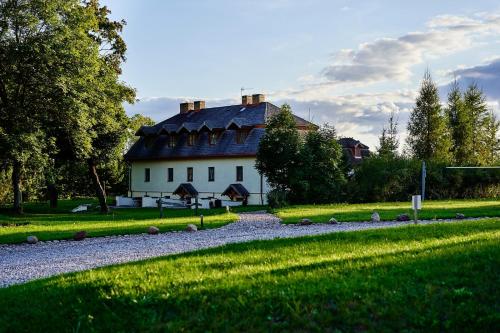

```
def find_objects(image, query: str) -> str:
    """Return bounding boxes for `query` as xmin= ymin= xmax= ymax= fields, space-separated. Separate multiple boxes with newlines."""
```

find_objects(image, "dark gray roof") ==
xmin=126 ymin=102 xmax=313 ymax=161
xmin=222 ymin=184 xmax=250 ymax=197
xmin=338 ymin=137 xmax=369 ymax=149
xmin=173 ymin=183 xmax=198 ymax=197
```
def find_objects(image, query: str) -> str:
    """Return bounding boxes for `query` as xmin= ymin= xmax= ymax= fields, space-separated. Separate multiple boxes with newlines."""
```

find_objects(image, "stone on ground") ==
xmin=371 ymin=212 xmax=380 ymax=223
xmin=299 ymin=218 xmax=312 ymax=225
xmin=329 ymin=217 xmax=338 ymax=224
xmin=456 ymin=213 xmax=465 ymax=219
xmin=26 ymin=236 xmax=38 ymax=244
xmin=396 ymin=214 xmax=410 ymax=222
xmin=148 ymin=226 xmax=160 ymax=235
xmin=73 ymin=231 xmax=87 ymax=241
xmin=185 ymin=224 xmax=198 ymax=232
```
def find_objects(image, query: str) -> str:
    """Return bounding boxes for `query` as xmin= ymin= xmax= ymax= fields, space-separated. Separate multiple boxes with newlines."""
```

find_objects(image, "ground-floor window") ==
xmin=144 ymin=168 xmax=151 ymax=182
xmin=167 ymin=168 xmax=174 ymax=182
xmin=187 ymin=167 xmax=193 ymax=182
xmin=236 ymin=166 xmax=243 ymax=181
xmin=208 ymin=167 xmax=215 ymax=182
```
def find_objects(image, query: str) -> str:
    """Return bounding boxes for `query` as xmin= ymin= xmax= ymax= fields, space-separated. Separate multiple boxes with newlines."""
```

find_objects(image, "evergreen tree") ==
xmin=446 ymin=80 xmax=474 ymax=165
xmin=377 ymin=110 xmax=399 ymax=158
xmin=463 ymin=83 xmax=491 ymax=165
xmin=255 ymin=104 xmax=301 ymax=191
xmin=407 ymin=71 xmax=452 ymax=162
xmin=484 ymin=111 xmax=500 ymax=163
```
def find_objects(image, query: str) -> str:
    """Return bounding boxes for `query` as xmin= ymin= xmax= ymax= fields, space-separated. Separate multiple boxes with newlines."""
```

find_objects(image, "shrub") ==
xmin=267 ymin=189 xmax=289 ymax=209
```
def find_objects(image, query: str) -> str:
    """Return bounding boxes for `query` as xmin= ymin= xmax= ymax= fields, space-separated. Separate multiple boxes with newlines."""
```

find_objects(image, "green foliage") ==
xmin=266 ymin=189 xmax=289 ymax=209
xmin=256 ymin=104 xmax=301 ymax=191
xmin=377 ymin=110 xmax=399 ymax=158
xmin=291 ymin=124 xmax=346 ymax=203
xmin=0 ymin=220 xmax=498 ymax=332
xmin=407 ymin=71 xmax=452 ymax=162
xmin=349 ymin=156 xmax=500 ymax=202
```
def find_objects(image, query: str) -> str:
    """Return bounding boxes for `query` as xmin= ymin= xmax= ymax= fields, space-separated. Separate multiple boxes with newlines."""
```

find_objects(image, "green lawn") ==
xmin=275 ymin=199 xmax=500 ymax=224
xmin=0 ymin=199 xmax=264 ymax=244
xmin=0 ymin=219 xmax=498 ymax=332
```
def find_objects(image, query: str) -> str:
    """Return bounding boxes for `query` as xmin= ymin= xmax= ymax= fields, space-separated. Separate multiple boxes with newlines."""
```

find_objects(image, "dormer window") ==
xmin=209 ymin=132 xmax=218 ymax=145
xmin=236 ymin=130 xmax=249 ymax=144
xmin=145 ymin=136 xmax=155 ymax=149
xmin=354 ymin=146 xmax=361 ymax=158
xmin=187 ymin=133 xmax=197 ymax=146
xmin=168 ymin=135 xmax=177 ymax=148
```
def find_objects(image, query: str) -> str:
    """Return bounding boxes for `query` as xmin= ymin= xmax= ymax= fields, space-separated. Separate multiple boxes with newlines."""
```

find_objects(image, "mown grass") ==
xmin=0 ymin=199 xmax=265 ymax=244
xmin=275 ymin=199 xmax=500 ymax=224
xmin=0 ymin=219 xmax=498 ymax=332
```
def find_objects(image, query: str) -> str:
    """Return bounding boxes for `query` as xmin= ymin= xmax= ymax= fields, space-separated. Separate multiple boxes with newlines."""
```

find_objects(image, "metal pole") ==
xmin=421 ymin=161 xmax=426 ymax=201
xmin=200 ymin=214 xmax=204 ymax=229
xmin=195 ymin=196 xmax=198 ymax=216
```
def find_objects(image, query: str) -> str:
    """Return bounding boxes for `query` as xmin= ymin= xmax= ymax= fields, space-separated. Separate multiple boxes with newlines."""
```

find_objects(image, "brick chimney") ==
xmin=180 ymin=102 xmax=194 ymax=114
xmin=252 ymin=94 xmax=265 ymax=104
xmin=241 ymin=95 xmax=252 ymax=106
xmin=194 ymin=101 xmax=206 ymax=111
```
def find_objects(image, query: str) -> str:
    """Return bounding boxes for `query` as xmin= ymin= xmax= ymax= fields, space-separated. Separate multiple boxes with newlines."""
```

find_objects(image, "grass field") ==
xmin=275 ymin=199 xmax=500 ymax=224
xmin=0 ymin=199 xmax=257 ymax=244
xmin=0 ymin=219 xmax=498 ymax=332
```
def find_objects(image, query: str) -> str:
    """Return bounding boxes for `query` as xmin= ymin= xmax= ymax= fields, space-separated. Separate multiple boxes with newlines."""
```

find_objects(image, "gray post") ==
xmin=195 ymin=196 xmax=199 ymax=216
xmin=421 ymin=161 xmax=426 ymax=201
xmin=158 ymin=198 xmax=163 ymax=219
xmin=200 ymin=214 xmax=204 ymax=229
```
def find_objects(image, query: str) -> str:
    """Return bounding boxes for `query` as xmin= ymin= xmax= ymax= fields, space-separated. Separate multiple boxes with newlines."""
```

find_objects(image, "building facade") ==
xmin=124 ymin=94 xmax=313 ymax=205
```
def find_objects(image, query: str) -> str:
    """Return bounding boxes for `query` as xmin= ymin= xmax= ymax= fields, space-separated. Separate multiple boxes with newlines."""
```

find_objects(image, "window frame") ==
xmin=208 ymin=167 xmax=215 ymax=182
xmin=236 ymin=166 xmax=243 ymax=182
xmin=168 ymin=135 xmax=177 ymax=148
xmin=209 ymin=132 xmax=218 ymax=145
xmin=187 ymin=167 xmax=193 ymax=182
xmin=144 ymin=168 xmax=151 ymax=182
xmin=167 ymin=168 xmax=174 ymax=182
xmin=187 ymin=133 xmax=197 ymax=146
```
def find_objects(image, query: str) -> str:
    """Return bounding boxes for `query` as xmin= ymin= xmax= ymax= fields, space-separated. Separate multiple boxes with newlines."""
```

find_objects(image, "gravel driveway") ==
xmin=0 ymin=212 xmax=484 ymax=288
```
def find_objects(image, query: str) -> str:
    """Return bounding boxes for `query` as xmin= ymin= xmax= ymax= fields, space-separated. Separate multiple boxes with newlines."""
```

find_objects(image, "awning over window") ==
xmin=173 ymin=183 xmax=199 ymax=198
xmin=222 ymin=184 xmax=250 ymax=198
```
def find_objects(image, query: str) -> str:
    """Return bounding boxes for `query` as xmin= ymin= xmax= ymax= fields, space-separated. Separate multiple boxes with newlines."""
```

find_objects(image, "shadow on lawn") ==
xmin=0 ymin=221 xmax=498 ymax=332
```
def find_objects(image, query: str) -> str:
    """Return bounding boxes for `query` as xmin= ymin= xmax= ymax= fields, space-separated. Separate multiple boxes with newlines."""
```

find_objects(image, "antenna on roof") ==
xmin=240 ymin=87 xmax=253 ymax=97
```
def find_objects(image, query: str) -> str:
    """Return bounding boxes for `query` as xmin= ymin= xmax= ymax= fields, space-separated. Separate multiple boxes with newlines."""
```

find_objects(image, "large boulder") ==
xmin=329 ymin=217 xmax=338 ymax=225
xmin=299 ymin=218 xmax=312 ymax=226
xmin=396 ymin=214 xmax=410 ymax=222
xmin=148 ymin=226 xmax=160 ymax=235
xmin=456 ymin=213 xmax=465 ymax=220
xmin=371 ymin=212 xmax=381 ymax=223
xmin=26 ymin=235 xmax=38 ymax=244
xmin=185 ymin=224 xmax=198 ymax=232
xmin=73 ymin=231 xmax=87 ymax=241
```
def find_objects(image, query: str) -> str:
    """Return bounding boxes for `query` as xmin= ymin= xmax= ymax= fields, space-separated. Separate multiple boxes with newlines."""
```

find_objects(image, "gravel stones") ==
xmin=148 ymin=226 xmax=160 ymax=235
xmin=73 ymin=231 xmax=87 ymax=241
xmin=26 ymin=236 xmax=38 ymax=244
xmin=371 ymin=212 xmax=381 ymax=223
xmin=185 ymin=224 xmax=198 ymax=232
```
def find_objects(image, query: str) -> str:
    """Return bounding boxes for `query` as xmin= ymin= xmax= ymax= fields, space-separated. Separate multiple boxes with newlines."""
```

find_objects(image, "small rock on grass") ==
xmin=26 ymin=235 xmax=38 ymax=244
xmin=396 ymin=214 xmax=410 ymax=222
xmin=299 ymin=218 xmax=312 ymax=226
xmin=185 ymin=224 xmax=198 ymax=232
xmin=371 ymin=212 xmax=380 ymax=223
xmin=329 ymin=218 xmax=338 ymax=224
xmin=456 ymin=213 xmax=465 ymax=219
xmin=73 ymin=231 xmax=87 ymax=241
xmin=148 ymin=226 xmax=160 ymax=235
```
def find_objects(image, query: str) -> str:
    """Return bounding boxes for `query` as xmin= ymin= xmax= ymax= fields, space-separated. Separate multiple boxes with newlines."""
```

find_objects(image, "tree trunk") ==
xmin=12 ymin=161 xmax=23 ymax=214
xmin=88 ymin=159 xmax=109 ymax=213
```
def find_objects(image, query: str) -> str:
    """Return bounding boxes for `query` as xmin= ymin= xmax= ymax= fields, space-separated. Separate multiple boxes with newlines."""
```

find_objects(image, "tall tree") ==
xmin=256 ymin=104 xmax=301 ymax=192
xmin=463 ymin=83 xmax=491 ymax=166
xmin=407 ymin=70 xmax=452 ymax=162
xmin=484 ymin=111 xmax=500 ymax=163
xmin=294 ymin=124 xmax=346 ymax=203
xmin=446 ymin=80 xmax=473 ymax=165
xmin=377 ymin=110 xmax=399 ymax=158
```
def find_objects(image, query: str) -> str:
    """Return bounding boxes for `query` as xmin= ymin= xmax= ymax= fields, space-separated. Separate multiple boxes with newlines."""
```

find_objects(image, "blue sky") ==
xmin=103 ymin=0 xmax=500 ymax=148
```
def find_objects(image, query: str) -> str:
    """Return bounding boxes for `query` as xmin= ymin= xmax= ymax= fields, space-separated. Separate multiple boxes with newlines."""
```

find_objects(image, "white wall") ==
xmin=129 ymin=157 xmax=270 ymax=205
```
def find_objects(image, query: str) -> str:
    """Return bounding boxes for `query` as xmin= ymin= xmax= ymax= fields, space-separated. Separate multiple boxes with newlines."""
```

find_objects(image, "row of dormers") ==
xmin=137 ymin=118 xmax=255 ymax=137
xmin=143 ymin=129 xmax=251 ymax=149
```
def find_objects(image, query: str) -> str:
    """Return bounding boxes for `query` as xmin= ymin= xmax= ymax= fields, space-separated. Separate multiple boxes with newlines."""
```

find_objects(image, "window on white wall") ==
xmin=187 ymin=167 xmax=193 ymax=182
xmin=167 ymin=168 xmax=173 ymax=182
xmin=236 ymin=166 xmax=243 ymax=181
xmin=144 ymin=168 xmax=151 ymax=182
xmin=208 ymin=167 xmax=215 ymax=182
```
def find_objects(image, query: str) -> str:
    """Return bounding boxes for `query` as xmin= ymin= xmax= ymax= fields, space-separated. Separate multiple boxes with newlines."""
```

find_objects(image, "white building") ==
xmin=124 ymin=94 xmax=313 ymax=206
